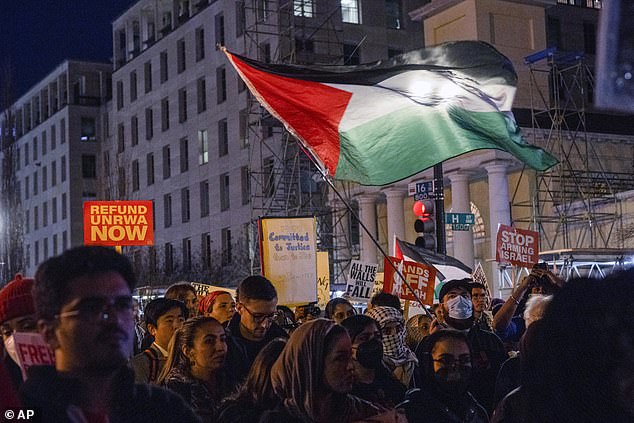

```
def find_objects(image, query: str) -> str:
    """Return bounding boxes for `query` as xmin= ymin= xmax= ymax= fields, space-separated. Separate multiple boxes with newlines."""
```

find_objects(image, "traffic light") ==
xmin=413 ymin=200 xmax=436 ymax=250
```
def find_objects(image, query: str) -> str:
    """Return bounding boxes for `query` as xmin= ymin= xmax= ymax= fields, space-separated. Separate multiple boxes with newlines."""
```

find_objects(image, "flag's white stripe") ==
xmin=326 ymin=70 xmax=515 ymax=133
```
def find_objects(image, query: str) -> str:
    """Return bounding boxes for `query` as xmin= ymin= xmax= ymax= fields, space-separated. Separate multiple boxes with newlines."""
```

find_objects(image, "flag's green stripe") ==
xmin=336 ymin=106 xmax=558 ymax=186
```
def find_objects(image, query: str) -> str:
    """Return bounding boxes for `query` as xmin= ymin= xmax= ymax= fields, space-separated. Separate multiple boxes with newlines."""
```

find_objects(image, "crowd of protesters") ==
xmin=1 ymin=246 xmax=633 ymax=422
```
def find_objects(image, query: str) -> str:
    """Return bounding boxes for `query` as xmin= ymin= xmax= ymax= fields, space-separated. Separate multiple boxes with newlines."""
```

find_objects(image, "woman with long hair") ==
xmin=158 ymin=316 xmax=236 ymax=422
xmin=262 ymin=318 xmax=384 ymax=422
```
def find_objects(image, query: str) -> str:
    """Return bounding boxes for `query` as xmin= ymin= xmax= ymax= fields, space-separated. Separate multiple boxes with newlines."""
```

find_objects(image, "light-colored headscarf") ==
xmin=270 ymin=318 xmax=381 ymax=422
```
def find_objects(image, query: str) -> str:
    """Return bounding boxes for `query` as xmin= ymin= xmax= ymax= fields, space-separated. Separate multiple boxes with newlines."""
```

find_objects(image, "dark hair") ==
xmin=526 ymin=271 xmax=634 ymax=421
xmin=164 ymin=282 xmax=196 ymax=301
xmin=237 ymin=275 xmax=277 ymax=302
xmin=370 ymin=292 xmax=401 ymax=311
xmin=157 ymin=316 xmax=223 ymax=385
xmin=415 ymin=329 xmax=471 ymax=381
xmin=34 ymin=246 xmax=137 ymax=319
xmin=469 ymin=282 xmax=487 ymax=292
xmin=144 ymin=298 xmax=188 ymax=328
xmin=340 ymin=315 xmax=379 ymax=343
xmin=324 ymin=297 xmax=354 ymax=319
xmin=233 ymin=338 xmax=287 ymax=405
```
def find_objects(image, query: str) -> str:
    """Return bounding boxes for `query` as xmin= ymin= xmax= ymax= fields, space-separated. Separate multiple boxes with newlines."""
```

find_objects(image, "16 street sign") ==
xmin=408 ymin=181 xmax=435 ymax=200
xmin=445 ymin=213 xmax=475 ymax=231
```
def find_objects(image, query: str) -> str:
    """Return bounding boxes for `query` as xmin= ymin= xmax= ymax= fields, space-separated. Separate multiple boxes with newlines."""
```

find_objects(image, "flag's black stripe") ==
xmin=230 ymin=41 xmax=517 ymax=87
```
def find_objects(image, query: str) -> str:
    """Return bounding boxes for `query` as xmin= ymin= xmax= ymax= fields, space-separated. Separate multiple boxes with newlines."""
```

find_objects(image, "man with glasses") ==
xmin=20 ymin=246 xmax=199 ymax=422
xmin=225 ymin=275 xmax=288 ymax=381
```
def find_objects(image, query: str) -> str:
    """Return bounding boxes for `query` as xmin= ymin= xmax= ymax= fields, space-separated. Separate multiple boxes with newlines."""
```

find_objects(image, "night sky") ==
xmin=0 ymin=0 xmax=136 ymax=100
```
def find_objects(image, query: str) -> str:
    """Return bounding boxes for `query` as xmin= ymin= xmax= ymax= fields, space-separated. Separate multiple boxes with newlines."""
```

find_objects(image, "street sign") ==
xmin=445 ymin=212 xmax=475 ymax=231
xmin=408 ymin=181 xmax=434 ymax=199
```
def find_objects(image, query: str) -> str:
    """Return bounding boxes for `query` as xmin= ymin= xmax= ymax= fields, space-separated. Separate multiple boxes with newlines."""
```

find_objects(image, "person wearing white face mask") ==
xmin=0 ymin=274 xmax=38 ymax=391
xmin=424 ymin=279 xmax=507 ymax=415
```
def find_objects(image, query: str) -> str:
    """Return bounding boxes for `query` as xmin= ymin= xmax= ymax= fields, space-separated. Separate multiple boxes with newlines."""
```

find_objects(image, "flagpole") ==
xmin=294 ymin=142 xmax=435 ymax=320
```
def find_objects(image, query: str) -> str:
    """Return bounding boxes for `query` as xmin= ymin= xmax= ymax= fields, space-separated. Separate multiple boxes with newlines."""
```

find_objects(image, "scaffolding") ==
xmin=511 ymin=48 xmax=633 ymax=253
xmin=241 ymin=1 xmax=355 ymax=276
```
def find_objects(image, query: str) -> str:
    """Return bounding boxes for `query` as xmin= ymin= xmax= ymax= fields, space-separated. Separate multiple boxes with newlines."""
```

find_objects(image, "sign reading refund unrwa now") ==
xmin=84 ymin=200 xmax=154 ymax=246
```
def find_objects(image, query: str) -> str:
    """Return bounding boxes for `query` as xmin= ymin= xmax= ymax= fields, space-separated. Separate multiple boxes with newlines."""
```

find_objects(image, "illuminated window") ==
xmin=341 ymin=0 xmax=360 ymax=24
xmin=294 ymin=0 xmax=314 ymax=17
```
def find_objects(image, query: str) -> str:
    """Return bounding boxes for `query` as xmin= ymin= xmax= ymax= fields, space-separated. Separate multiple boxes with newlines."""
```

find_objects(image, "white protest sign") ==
xmin=345 ymin=260 xmax=378 ymax=302
xmin=14 ymin=332 xmax=55 ymax=380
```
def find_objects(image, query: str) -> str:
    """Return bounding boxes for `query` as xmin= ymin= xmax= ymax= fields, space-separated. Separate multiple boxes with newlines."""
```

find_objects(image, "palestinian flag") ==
xmin=224 ymin=41 xmax=558 ymax=186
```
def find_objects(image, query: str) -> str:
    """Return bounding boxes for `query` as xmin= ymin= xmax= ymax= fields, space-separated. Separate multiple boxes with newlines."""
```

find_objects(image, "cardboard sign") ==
xmin=316 ymin=252 xmax=330 ymax=309
xmin=345 ymin=260 xmax=378 ymax=302
xmin=495 ymin=224 xmax=539 ymax=267
xmin=260 ymin=217 xmax=317 ymax=306
xmin=84 ymin=201 xmax=154 ymax=246
xmin=14 ymin=332 xmax=55 ymax=380
xmin=383 ymin=256 xmax=437 ymax=305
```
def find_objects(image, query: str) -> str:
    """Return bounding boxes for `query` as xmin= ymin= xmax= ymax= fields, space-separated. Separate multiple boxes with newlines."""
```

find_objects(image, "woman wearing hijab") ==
xmin=366 ymin=306 xmax=418 ymax=387
xmin=262 ymin=318 xmax=383 ymax=423
xmin=404 ymin=330 xmax=489 ymax=423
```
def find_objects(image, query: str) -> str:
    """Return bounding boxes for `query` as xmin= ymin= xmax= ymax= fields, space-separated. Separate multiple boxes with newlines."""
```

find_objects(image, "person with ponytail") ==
xmin=158 ymin=316 xmax=237 ymax=422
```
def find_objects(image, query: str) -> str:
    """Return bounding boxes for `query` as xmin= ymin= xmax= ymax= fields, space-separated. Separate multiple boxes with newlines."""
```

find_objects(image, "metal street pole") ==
xmin=434 ymin=163 xmax=446 ymax=255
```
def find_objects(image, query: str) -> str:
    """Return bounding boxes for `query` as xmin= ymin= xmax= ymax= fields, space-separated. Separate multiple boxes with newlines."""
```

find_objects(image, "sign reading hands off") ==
xmin=84 ymin=201 xmax=154 ymax=246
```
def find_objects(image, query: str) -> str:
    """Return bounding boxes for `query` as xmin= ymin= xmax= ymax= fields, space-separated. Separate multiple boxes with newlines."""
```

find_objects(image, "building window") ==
xmin=294 ymin=0 xmax=314 ymax=17
xmin=236 ymin=1 xmax=246 ymax=36
xmin=181 ymin=188 xmax=190 ymax=223
xmin=118 ymin=167 xmax=126 ymax=197
xmin=33 ymin=170 xmax=38 ymax=196
xmin=182 ymin=238 xmax=192 ymax=270
xmin=132 ymin=160 xmax=140 ymax=191
xmin=24 ymin=177 xmax=29 ymax=200
xmin=341 ymin=0 xmax=360 ymax=24
xmin=163 ymin=145 xmax=171 ymax=179
xmin=200 ymin=180 xmax=210 ymax=217
xmin=24 ymin=143 xmax=29 ymax=166
xmin=35 ymin=241 xmax=39 ymax=265
xmin=255 ymin=0 xmax=270 ymax=21
xmin=198 ymin=129 xmax=208 ymax=164
xmin=196 ymin=27 xmax=205 ymax=61
xmin=385 ymin=0 xmax=401 ymax=29
xmin=202 ymin=232 xmax=212 ymax=269
xmin=61 ymin=156 xmax=66 ymax=182
xmin=164 ymin=242 xmax=173 ymax=273
xmin=53 ymin=234 xmax=58 ymax=256
xmin=42 ymin=166 xmax=47 ymax=191
xmin=145 ymin=108 xmax=153 ymax=140
xmin=241 ymin=165 xmax=250 ymax=205
xmin=60 ymin=118 xmax=66 ymax=144
xmin=61 ymin=193 xmax=67 ymax=220
xmin=117 ymin=80 xmax=124 ymax=109
xmin=147 ymin=153 xmax=155 ymax=186
xmin=50 ymin=124 xmax=56 ymax=150
xmin=161 ymin=97 xmax=169 ymax=131
xmin=177 ymin=38 xmax=186 ymax=73
xmin=239 ymin=108 xmax=249 ymax=148
xmin=51 ymin=161 xmax=57 ymax=186
xmin=215 ymin=13 xmax=225 ymax=46
xmin=81 ymin=155 xmax=96 ymax=179
xmin=117 ymin=123 xmax=125 ymax=153
xmin=221 ymin=227 xmax=232 ymax=265
xmin=164 ymin=193 xmax=172 ymax=228
xmin=41 ymin=131 xmax=47 ymax=156
xmin=131 ymin=115 xmax=139 ymax=146
xmin=216 ymin=66 xmax=227 ymax=103
xmin=144 ymin=61 xmax=152 ymax=93
xmin=130 ymin=71 xmax=138 ymax=102
xmin=197 ymin=77 xmax=207 ymax=113
xmin=43 ymin=201 xmax=48 ymax=227
xmin=52 ymin=197 xmax=58 ymax=224
xmin=180 ymin=137 xmax=189 ymax=173
xmin=34 ymin=206 xmax=39 ymax=230
xmin=218 ymin=118 xmax=228 ymax=157
xmin=62 ymin=230 xmax=67 ymax=250
xmin=81 ymin=117 xmax=97 ymax=141
xmin=160 ymin=50 xmax=169 ymax=83
xmin=547 ymin=16 xmax=561 ymax=48
xmin=25 ymin=210 xmax=30 ymax=233
xmin=220 ymin=172 xmax=230 ymax=211
xmin=33 ymin=137 xmax=38 ymax=161
xmin=583 ymin=21 xmax=596 ymax=54
xmin=344 ymin=43 xmax=360 ymax=65
xmin=178 ymin=88 xmax=187 ymax=123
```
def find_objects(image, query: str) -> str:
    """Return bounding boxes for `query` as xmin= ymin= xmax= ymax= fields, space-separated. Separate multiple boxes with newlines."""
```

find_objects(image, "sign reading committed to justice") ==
xmin=383 ymin=257 xmax=437 ymax=305
xmin=495 ymin=224 xmax=539 ymax=267
xmin=84 ymin=201 xmax=154 ymax=246
xmin=345 ymin=260 xmax=378 ymax=302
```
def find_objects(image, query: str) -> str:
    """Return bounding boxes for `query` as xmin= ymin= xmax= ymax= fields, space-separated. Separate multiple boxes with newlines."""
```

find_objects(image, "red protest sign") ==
xmin=383 ymin=256 xmax=436 ymax=305
xmin=14 ymin=332 xmax=55 ymax=380
xmin=495 ymin=224 xmax=539 ymax=267
xmin=84 ymin=201 xmax=154 ymax=246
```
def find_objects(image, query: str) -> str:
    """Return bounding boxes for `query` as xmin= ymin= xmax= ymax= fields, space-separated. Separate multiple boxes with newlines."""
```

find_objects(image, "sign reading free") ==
xmin=495 ymin=224 xmax=539 ymax=267
xmin=84 ymin=201 xmax=154 ymax=246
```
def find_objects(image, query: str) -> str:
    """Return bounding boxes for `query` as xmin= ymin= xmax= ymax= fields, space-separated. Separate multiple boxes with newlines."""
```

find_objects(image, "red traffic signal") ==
xmin=413 ymin=200 xmax=436 ymax=250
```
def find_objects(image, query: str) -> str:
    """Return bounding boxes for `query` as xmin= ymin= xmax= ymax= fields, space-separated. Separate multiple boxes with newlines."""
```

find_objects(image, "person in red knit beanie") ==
xmin=0 ymin=274 xmax=37 ymax=389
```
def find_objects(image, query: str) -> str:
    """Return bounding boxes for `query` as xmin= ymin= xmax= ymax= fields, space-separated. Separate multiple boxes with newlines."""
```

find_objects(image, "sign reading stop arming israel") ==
xmin=84 ymin=201 xmax=154 ymax=246
xmin=495 ymin=224 xmax=539 ymax=267
xmin=345 ymin=260 xmax=378 ymax=302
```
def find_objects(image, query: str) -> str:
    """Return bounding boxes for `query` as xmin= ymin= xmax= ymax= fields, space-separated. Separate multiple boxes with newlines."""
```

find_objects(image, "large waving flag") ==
xmin=224 ymin=41 xmax=558 ymax=186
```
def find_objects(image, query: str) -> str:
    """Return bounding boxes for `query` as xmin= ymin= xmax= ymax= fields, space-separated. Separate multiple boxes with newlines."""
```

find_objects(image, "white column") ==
xmin=357 ymin=194 xmax=378 ymax=264
xmin=383 ymin=187 xmax=407 ymax=256
xmin=448 ymin=172 xmax=474 ymax=270
xmin=485 ymin=162 xmax=511 ymax=297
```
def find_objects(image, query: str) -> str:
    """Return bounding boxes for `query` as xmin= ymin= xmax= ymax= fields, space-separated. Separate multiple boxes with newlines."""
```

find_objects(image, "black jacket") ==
xmin=20 ymin=366 xmax=201 ymax=423
xmin=403 ymin=386 xmax=489 ymax=423
xmin=225 ymin=313 xmax=288 ymax=381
